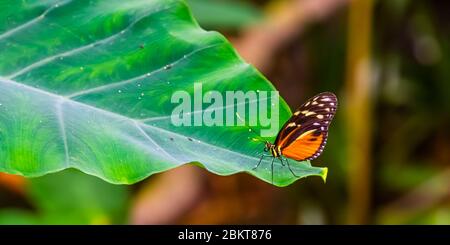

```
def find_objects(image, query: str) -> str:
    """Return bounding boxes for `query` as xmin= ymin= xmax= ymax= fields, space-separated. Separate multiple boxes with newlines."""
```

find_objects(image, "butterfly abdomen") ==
xmin=267 ymin=143 xmax=282 ymax=158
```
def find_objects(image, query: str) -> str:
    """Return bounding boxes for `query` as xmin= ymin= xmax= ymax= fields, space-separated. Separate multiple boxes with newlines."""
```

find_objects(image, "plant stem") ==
xmin=345 ymin=0 xmax=375 ymax=224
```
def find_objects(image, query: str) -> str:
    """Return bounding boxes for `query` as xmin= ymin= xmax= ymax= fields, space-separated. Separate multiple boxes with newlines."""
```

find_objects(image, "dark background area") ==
xmin=0 ymin=0 xmax=449 ymax=224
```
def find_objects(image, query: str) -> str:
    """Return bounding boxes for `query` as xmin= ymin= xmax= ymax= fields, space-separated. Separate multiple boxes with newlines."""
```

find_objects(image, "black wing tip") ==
xmin=316 ymin=91 xmax=337 ymax=98
xmin=314 ymin=91 xmax=338 ymax=107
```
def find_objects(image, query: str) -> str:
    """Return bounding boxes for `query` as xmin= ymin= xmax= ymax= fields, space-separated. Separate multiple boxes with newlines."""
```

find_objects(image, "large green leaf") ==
xmin=0 ymin=0 xmax=327 ymax=186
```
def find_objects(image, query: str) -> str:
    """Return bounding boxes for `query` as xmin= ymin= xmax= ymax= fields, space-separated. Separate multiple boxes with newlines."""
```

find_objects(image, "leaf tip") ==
xmin=321 ymin=167 xmax=328 ymax=183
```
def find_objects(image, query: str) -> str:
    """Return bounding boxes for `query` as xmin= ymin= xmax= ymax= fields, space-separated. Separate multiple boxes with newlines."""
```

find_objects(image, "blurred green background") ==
xmin=1 ymin=0 xmax=449 ymax=224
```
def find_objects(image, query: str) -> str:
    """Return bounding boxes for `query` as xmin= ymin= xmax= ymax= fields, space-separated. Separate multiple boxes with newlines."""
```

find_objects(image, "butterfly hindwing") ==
xmin=281 ymin=129 xmax=326 ymax=161
xmin=275 ymin=92 xmax=337 ymax=161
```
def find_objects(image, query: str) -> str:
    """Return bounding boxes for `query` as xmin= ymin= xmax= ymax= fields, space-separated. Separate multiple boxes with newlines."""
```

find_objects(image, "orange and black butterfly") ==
xmin=254 ymin=92 xmax=338 ymax=181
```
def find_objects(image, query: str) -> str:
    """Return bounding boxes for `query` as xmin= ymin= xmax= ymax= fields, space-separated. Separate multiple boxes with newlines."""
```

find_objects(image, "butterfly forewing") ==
xmin=275 ymin=92 xmax=337 ymax=161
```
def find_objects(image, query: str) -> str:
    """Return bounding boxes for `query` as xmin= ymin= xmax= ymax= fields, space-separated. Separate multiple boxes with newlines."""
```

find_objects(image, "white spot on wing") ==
xmin=287 ymin=122 xmax=296 ymax=127
xmin=305 ymin=111 xmax=316 ymax=116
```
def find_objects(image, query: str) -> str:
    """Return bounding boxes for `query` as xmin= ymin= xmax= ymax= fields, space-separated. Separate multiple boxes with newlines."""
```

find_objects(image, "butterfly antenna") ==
xmin=235 ymin=112 xmax=266 ymax=142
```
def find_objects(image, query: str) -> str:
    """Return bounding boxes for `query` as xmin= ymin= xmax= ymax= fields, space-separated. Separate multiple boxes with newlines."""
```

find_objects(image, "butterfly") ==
xmin=253 ymin=92 xmax=338 ymax=182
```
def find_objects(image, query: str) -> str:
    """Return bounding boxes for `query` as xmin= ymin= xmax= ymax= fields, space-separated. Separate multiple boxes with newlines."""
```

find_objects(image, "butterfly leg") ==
xmin=278 ymin=157 xmax=285 ymax=167
xmin=271 ymin=156 xmax=276 ymax=184
xmin=285 ymin=158 xmax=300 ymax=178
xmin=252 ymin=154 xmax=271 ymax=170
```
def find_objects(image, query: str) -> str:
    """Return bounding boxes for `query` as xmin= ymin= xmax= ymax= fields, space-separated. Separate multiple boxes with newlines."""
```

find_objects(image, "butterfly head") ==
xmin=264 ymin=141 xmax=280 ymax=158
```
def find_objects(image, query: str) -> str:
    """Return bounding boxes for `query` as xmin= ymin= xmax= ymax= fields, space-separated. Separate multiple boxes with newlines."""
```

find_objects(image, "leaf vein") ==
xmin=56 ymin=99 xmax=70 ymax=167
xmin=0 ymin=77 xmax=264 ymax=167
xmin=134 ymin=121 xmax=179 ymax=163
xmin=0 ymin=0 xmax=71 ymax=41
xmin=6 ymin=4 xmax=176 ymax=80
xmin=65 ymin=43 xmax=222 ymax=99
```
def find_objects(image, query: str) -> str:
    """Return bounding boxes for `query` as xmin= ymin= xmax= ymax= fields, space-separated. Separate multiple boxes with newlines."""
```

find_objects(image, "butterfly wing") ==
xmin=275 ymin=92 xmax=337 ymax=161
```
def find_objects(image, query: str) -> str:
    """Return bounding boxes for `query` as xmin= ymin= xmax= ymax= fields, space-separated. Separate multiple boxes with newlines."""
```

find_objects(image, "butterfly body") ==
xmin=264 ymin=142 xmax=279 ymax=157
xmin=255 ymin=92 xmax=338 ymax=181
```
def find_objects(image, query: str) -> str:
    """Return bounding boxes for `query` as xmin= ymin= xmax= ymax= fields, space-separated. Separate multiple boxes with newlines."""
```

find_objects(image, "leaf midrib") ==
xmin=0 ymin=77 xmax=267 ymax=170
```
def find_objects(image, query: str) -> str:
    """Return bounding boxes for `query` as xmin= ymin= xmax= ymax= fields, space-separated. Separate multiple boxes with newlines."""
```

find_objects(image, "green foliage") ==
xmin=0 ymin=169 xmax=129 ymax=224
xmin=186 ymin=0 xmax=263 ymax=30
xmin=0 ymin=0 xmax=327 ymax=186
